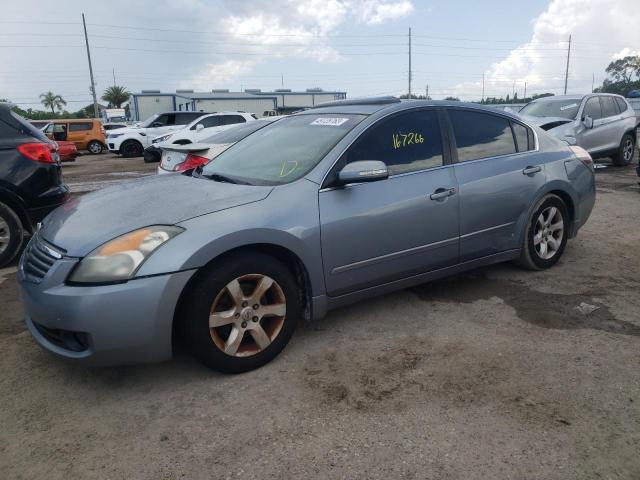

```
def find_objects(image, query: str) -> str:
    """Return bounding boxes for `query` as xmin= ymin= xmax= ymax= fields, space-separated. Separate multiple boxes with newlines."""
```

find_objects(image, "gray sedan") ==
xmin=18 ymin=98 xmax=595 ymax=373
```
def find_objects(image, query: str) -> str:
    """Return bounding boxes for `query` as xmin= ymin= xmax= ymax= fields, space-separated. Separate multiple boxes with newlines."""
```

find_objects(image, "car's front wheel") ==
xmin=611 ymin=133 xmax=635 ymax=166
xmin=181 ymin=252 xmax=300 ymax=373
xmin=515 ymin=194 xmax=569 ymax=270
xmin=120 ymin=139 xmax=144 ymax=158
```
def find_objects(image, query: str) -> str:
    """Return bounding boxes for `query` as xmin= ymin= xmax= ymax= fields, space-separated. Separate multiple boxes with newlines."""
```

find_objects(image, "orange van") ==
xmin=44 ymin=119 xmax=106 ymax=154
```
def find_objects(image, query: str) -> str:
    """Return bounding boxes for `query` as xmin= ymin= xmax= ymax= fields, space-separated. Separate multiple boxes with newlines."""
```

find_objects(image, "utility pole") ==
xmin=408 ymin=27 xmax=412 ymax=98
xmin=481 ymin=73 xmax=485 ymax=103
xmin=82 ymin=13 xmax=99 ymax=119
xmin=524 ymin=81 xmax=527 ymax=99
xmin=281 ymin=74 xmax=284 ymax=88
xmin=112 ymin=68 xmax=116 ymax=86
xmin=512 ymin=80 xmax=516 ymax=98
xmin=425 ymin=84 xmax=429 ymax=99
xmin=563 ymin=34 xmax=571 ymax=95
xmin=591 ymin=73 xmax=595 ymax=93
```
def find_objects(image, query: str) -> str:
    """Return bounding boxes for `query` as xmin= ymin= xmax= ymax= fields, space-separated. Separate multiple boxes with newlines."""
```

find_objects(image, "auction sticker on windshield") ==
xmin=310 ymin=117 xmax=349 ymax=126
xmin=560 ymin=103 xmax=578 ymax=111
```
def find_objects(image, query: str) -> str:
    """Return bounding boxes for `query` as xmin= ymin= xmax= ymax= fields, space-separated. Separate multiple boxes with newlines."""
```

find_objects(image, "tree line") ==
xmin=1 ymin=85 xmax=130 ymax=120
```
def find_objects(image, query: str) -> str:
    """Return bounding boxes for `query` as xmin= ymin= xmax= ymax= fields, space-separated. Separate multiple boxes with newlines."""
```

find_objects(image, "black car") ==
xmin=0 ymin=103 xmax=69 ymax=266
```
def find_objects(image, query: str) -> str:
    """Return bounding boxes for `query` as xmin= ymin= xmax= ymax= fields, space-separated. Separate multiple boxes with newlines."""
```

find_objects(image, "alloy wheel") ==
xmin=533 ymin=206 xmax=564 ymax=260
xmin=209 ymin=274 xmax=287 ymax=357
xmin=89 ymin=142 xmax=102 ymax=154
xmin=0 ymin=217 xmax=9 ymax=254
xmin=623 ymin=138 xmax=634 ymax=163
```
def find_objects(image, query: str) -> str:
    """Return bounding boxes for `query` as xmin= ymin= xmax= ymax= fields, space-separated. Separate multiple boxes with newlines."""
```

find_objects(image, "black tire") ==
xmin=120 ymin=140 xmax=144 ymax=158
xmin=87 ymin=140 xmax=104 ymax=155
xmin=143 ymin=150 xmax=161 ymax=163
xmin=0 ymin=202 xmax=24 ymax=268
xmin=611 ymin=133 xmax=635 ymax=166
xmin=515 ymin=194 xmax=569 ymax=271
xmin=180 ymin=252 xmax=301 ymax=374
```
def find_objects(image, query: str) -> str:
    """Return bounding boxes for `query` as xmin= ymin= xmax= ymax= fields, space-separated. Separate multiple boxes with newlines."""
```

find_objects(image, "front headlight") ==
xmin=152 ymin=134 xmax=172 ymax=144
xmin=68 ymin=226 xmax=183 ymax=284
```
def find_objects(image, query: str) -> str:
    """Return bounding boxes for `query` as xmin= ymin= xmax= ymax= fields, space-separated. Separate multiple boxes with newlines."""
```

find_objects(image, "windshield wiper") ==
xmin=204 ymin=173 xmax=252 ymax=185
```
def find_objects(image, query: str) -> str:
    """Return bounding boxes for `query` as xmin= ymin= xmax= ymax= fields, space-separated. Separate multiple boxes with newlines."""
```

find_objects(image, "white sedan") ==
xmin=157 ymin=118 xmax=280 ymax=174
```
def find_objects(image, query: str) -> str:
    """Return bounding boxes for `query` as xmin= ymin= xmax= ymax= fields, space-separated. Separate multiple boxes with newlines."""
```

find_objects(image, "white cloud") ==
xmin=186 ymin=0 xmax=414 ymax=86
xmin=445 ymin=0 xmax=640 ymax=100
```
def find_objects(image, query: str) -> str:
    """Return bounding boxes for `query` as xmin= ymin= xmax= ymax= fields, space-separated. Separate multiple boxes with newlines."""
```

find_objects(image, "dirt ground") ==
xmin=1 ymin=153 xmax=639 ymax=479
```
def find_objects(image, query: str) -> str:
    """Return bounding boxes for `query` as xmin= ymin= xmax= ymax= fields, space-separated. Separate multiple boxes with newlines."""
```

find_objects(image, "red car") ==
xmin=54 ymin=140 xmax=78 ymax=162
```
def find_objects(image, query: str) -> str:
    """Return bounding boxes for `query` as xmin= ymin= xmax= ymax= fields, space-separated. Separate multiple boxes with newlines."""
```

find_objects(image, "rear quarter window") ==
xmin=615 ymin=97 xmax=628 ymax=113
xmin=68 ymin=122 xmax=93 ymax=132
xmin=511 ymin=122 xmax=534 ymax=152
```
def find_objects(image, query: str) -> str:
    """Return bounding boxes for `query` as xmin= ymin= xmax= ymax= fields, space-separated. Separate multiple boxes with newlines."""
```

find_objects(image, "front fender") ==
xmin=136 ymin=180 xmax=325 ymax=297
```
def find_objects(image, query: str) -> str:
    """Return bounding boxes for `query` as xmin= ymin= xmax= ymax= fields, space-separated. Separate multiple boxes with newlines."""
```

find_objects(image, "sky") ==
xmin=1 ymin=0 xmax=639 ymax=110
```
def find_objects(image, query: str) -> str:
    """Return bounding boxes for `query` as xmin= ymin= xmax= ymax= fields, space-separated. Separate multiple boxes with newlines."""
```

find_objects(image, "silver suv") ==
xmin=519 ymin=94 xmax=637 ymax=165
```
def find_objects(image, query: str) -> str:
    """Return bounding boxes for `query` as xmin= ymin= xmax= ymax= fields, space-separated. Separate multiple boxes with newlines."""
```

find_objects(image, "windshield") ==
xmin=202 ymin=120 xmax=275 ymax=144
xmin=139 ymin=114 xmax=159 ymax=128
xmin=200 ymin=114 xmax=365 ymax=186
xmin=520 ymin=99 xmax=581 ymax=119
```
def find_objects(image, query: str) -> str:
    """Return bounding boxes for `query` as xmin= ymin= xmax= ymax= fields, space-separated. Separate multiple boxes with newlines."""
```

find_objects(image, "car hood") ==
xmin=520 ymin=115 xmax=575 ymax=131
xmin=40 ymin=174 xmax=273 ymax=256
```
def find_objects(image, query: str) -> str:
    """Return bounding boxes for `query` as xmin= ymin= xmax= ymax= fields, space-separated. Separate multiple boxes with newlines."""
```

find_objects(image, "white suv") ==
xmin=151 ymin=112 xmax=257 ymax=146
xmin=106 ymin=111 xmax=209 ymax=157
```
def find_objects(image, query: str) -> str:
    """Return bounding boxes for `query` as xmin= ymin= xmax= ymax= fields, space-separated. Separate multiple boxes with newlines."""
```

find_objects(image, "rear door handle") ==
xmin=522 ymin=165 xmax=542 ymax=175
xmin=430 ymin=187 xmax=456 ymax=200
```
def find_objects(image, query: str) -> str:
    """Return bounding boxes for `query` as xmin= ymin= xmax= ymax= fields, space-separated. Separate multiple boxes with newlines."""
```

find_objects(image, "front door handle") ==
xmin=430 ymin=187 xmax=456 ymax=201
xmin=522 ymin=165 xmax=542 ymax=175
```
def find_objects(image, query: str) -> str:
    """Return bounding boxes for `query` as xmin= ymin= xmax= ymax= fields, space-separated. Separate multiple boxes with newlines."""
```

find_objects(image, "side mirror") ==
xmin=195 ymin=123 xmax=204 ymax=132
xmin=338 ymin=160 xmax=389 ymax=185
xmin=583 ymin=115 xmax=594 ymax=129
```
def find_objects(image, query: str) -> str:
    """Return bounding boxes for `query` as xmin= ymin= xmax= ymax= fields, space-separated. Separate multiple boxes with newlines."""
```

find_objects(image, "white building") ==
xmin=128 ymin=88 xmax=347 ymax=121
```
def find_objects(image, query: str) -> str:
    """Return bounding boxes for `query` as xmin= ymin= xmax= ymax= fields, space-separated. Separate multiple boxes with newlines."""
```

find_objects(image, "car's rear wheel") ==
xmin=181 ymin=252 xmax=300 ymax=373
xmin=515 ymin=194 xmax=568 ymax=270
xmin=611 ymin=133 xmax=635 ymax=166
xmin=87 ymin=140 xmax=104 ymax=154
xmin=0 ymin=202 xmax=24 ymax=268
xmin=120 ymin=140 xmax=144 ymax=158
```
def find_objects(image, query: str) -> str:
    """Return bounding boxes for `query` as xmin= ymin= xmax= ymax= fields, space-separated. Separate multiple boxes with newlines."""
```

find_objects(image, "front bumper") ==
xmin=19 ymin=253 xmax=196 ymax=366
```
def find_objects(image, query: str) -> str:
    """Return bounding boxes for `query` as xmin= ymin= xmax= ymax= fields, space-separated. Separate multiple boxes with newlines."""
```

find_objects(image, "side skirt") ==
xmin=311 ymin=249 xmax=521 ymax=320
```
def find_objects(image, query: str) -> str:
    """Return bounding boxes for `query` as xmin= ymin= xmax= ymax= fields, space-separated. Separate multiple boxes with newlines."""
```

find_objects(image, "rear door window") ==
xmin=448 ymin=110 xmax=516 ymax=162
xmin=600 ymin=97 xmax=619 ymax=118
xmin=345 ymin=109 xmax=444 ymax=175
xmin=583 ymin=97 xmax=602 ymax=120
xmin=198 ymin=116 xmax=223 ymax=128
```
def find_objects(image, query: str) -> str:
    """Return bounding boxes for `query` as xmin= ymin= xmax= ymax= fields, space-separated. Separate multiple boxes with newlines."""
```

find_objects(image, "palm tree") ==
xmin=101 ymin=85 xmax=130 ymax=108
xmin=39 ymin=92 xmax=67 ymax=114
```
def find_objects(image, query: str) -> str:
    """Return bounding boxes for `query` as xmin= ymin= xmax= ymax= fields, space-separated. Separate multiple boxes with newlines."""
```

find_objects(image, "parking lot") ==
xmin=0 ymin=152 xmax=637 ymax=479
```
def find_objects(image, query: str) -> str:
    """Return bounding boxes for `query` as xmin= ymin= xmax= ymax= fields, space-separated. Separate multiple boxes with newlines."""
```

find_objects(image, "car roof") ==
xmin=303 ymin=97 xmax=526 ymax=121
